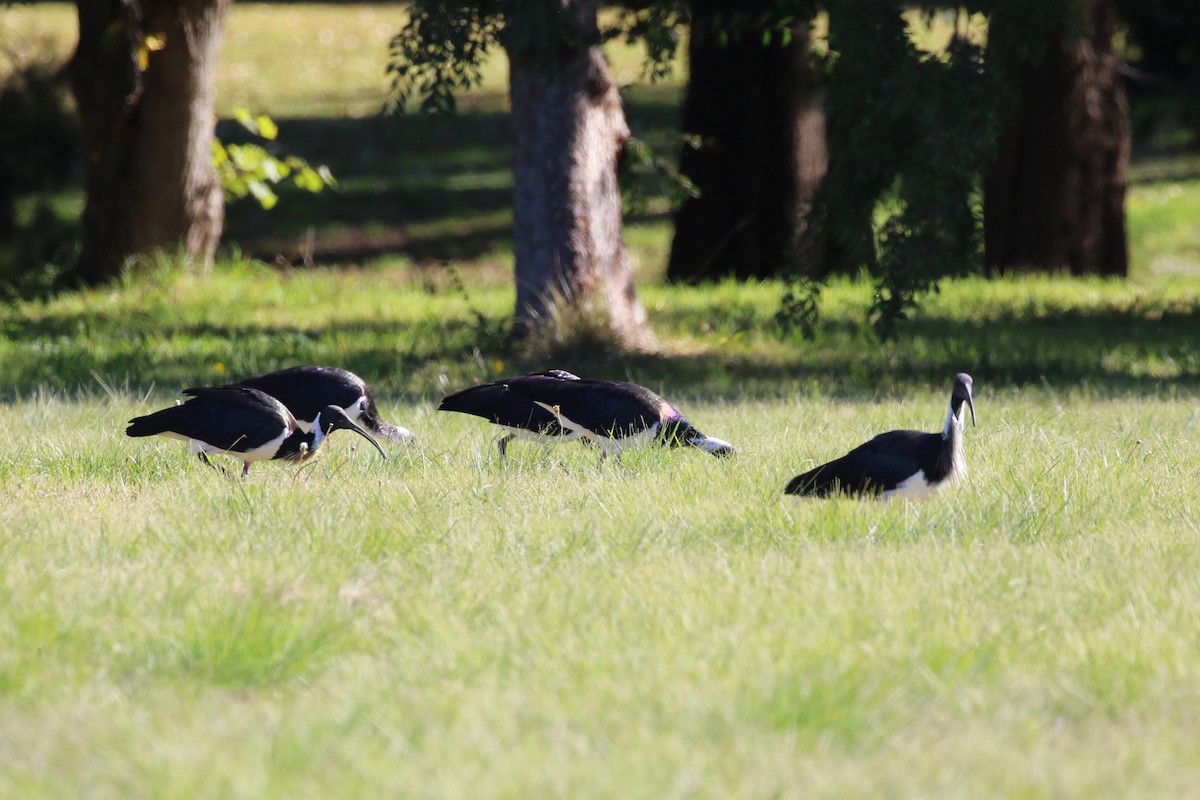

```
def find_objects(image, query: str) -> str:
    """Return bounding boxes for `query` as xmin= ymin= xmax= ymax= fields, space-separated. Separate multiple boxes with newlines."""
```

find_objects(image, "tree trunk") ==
xmin=70 ymin=0 xmax=228 ymax=285
xmin=506 ymin=0 xmax=648 ymax=345
xmin=667 ymin=3 xmax=825 ymax=283
xmin=984 ymin=0 xmax=1129 ymax=276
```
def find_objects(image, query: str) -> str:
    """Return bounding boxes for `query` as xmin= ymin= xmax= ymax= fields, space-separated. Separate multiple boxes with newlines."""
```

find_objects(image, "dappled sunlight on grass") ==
xmin=3 ymin=260 xmax=1199 ymax=404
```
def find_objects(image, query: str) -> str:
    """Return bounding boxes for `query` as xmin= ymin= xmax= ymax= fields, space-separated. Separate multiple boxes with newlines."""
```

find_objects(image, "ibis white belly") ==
xmin=882 ymin=470 xmax=940 ymax=500
xmin=188 ymin=430 xmax=288 ymax=464
xmin=499 ymin=424 xmax=583 ymax=446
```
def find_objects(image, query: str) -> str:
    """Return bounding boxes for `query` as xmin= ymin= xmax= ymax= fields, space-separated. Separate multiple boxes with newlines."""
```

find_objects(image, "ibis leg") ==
xmin=497 ymin=434 xmax=513 ymax=459
xmin=198 ymin=452 xmax=233 ymax=477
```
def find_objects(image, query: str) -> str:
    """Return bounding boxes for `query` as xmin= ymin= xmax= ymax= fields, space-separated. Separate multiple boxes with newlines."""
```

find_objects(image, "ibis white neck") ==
xmin=310 ymin=415 xmax=329 ymax=451
xmin=942 ymin=400 xmax=962 ymax=439
xmin=941 ymin=401 xmax=968 ymax=479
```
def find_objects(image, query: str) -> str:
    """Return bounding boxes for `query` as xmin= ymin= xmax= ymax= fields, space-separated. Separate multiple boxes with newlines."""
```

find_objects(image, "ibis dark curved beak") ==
xmin=951 ymin=374 xmax=976 ymax=428
xmin=337 ymin=416 xmax=387 ymax=460
xmin=682 ymin=426 xmax=737 ymax=457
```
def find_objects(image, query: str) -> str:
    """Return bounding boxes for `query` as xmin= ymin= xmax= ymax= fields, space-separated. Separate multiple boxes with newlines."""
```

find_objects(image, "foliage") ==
xmin=604 ymin=1 xmax=688 ymax=81
xmin=620 ymin=134 xmax=700 ymax=217
xmin=385 ymin=0 xmax=688 ymax=114
xmin=683 ymin=0 xmax=814 ymax=49
xmin=385 ymin=1 xmax=504 ymax=114
xmin=781 ymin=1 xmax=1082 ymax=338
xmin=212 ymin=108 xmax=335 ymax=210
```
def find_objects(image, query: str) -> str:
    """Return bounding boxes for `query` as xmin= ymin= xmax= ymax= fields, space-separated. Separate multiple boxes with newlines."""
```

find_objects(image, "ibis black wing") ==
xmin=126 ymin=404 xmax=195 ymax=438
xmin=438 ymin=378 xmax=564 ymax=435
xmin=785 ymin=430 xmax=940 ymax=496
xmin=503 ymin=376 xmax=668 ymax=438
xmin=127 ymin=387 xmax=294 ymax=452
xmin=227 ymin=365 xmax=367 ymax=424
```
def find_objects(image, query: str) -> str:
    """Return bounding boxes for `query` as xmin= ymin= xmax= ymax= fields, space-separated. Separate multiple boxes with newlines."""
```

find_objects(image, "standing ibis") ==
xmin=227 ymin=365 xmax=414 ymax=444
xmin=499 ymin=372 xmax=736 ymax=460
xmin=784 ymin=373 xmax=975 ymax=498
xmin=438 ymin=370 xmax=584 ymax=456
xmin=126 ymin=386 xmax=386 ymax=476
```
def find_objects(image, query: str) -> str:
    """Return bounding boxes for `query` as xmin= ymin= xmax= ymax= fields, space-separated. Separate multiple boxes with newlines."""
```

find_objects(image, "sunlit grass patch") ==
xmin=2 ymin=373 xmax=1200 ymax=796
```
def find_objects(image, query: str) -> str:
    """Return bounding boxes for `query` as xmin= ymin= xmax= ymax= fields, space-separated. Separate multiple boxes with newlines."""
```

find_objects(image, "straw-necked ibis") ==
xmin=785 ymin=373 xmax=975 ymax=498
xmin=228 ymin=365 xmax=414 ymax=444
xmin=500 ymin=372 xmax=736 ymax=460
xmin=437 ymin=370 xmax=583 ymax=456
xmin=126 ymin=386 xmax=386 ymax=475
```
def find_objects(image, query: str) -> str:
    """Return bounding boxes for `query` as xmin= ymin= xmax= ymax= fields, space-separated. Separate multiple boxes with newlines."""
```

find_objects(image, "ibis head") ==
xmin=951 ymin=373 xmax=975 ymax=428
xmin=659 ymin=419 xmax=737 ymax=457
xmin=314 ymin=405 xmax=387 ymax=460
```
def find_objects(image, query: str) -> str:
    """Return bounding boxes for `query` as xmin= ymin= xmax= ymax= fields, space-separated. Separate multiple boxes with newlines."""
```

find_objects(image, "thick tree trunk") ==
xmin=984 ymin=0 xmax=1129 ymax=276
xmin=667 ymin=2 xmax=825 ymax=283
xmin=506 ymin=0 xmax=647 ymax=345
xmin=70 ymin=0 xmax=228 ymax=285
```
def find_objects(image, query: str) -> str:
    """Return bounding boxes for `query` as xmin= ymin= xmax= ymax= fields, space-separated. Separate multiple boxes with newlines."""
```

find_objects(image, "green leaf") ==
xmin=224 ymin=177 xmax=248 ymax=198
xmin=293 ymin=167 xmax=323 ymax=193
xmin=247 ymin=181 xmax=278 ymax=210
xmin=261 ymin=158 xmax=282 ymax=183
xmin=232 ymin=107 xmax=256 ymax=134
xmin=213 ymin=111 xmax=333 ymax=206
xmin=255 ymin=114 xmax=278 ymax=141
xmin=231 ymin=143 xmax=266 ymax=172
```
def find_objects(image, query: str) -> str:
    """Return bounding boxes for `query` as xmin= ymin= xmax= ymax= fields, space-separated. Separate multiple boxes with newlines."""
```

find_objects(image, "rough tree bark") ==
xmin=984 ymin=0 xmax=1129 ymax=276
xmin=70 ymin=0 xmax=229 ymax=285
xmin=667 ymin=1 xmax=826 ymax=283
xmin=506 ymin=0 xmax=648 ymax=345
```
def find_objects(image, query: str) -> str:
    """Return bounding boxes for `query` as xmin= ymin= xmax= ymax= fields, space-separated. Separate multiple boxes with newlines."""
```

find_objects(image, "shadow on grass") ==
xmin=219 ymin=90 xmax=685 ymax=265
xmin=4 ymin=298 xmax=1199 ymax=403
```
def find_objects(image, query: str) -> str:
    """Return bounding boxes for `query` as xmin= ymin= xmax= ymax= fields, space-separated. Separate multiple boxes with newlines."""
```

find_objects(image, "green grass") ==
xmin=3 ymin=259 xmax=1199 ymax=399
xmin=3 ymin=4 xmax=1200 ymax=796
xmin=3 ymin=267 xmax=1200 ymax=797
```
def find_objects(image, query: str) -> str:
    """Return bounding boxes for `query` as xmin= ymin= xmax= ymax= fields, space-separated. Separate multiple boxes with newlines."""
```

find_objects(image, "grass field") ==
xmin=3 ymin=269 xmax=1200 ymax=798
xmin=4 ymin=3 xmax=1200 ymax=798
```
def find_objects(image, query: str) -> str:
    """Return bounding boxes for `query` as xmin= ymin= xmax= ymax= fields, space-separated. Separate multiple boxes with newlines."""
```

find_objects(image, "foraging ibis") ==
xmin=228 ymin=365 xmax=414 ymax=444
xmin=126 ymin=386 xmax=386 ymax=476
xmin=437 ymin=370 xmax=583 ymax=456
xmin=784 ymin=373 xmax=975 ymax=498
xmin=501 ymin=372 xmax=736 ymax=460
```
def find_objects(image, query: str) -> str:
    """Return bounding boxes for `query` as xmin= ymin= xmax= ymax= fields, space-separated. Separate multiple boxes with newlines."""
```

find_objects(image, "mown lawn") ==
xmin=3 ymin=269 xmax=1200 ymax=798
xmin=4 ymin=3 xmax=1200 ymax=798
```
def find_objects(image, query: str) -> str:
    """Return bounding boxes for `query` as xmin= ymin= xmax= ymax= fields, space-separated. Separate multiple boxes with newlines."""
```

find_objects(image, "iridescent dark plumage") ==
xmin=785 ymin=373 xmax=975 ymax=498
xmin=226 ymin=365 xmax=413 ymax=443
xmin=438 ymin=370 xmax=582 ymax=456
xmin=501 ymin=373 xmax=736 ymax=459
xmin=126 ymin=386 xmax=386 ymax=476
